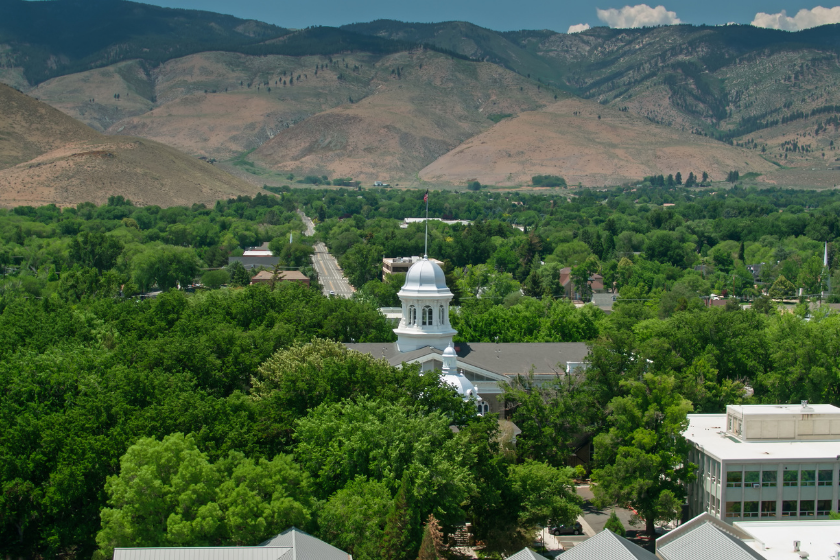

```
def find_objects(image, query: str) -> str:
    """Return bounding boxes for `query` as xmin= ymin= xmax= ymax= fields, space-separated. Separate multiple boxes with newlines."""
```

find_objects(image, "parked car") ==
xmin=549 ymin=522 xmax=583 ymax=536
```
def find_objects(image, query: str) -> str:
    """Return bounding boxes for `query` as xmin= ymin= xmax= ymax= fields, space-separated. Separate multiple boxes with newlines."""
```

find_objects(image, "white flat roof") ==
xmin=734 ymin=520 xmax=840 ymax=560
xmin=684 ymin=414 xmax=840 ymax=462
xmin=730 ymin=404 xmax=840 ymax=416
xmin=242 ymin=250 xmax=273 ymax=256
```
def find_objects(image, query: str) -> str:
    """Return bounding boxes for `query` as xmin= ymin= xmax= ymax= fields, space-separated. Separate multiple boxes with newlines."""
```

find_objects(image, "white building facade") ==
xmin=684 ymin=402 xmax=840 ymax=523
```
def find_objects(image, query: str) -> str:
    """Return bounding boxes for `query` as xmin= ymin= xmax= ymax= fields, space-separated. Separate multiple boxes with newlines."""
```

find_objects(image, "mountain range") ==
xmin=1 ymin=0 xmax=839 ymax=206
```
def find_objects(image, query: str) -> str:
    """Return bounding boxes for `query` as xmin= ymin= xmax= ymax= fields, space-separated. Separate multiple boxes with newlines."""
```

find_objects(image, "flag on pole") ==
xmin=423 ymin=190 xmax=428 ymax=203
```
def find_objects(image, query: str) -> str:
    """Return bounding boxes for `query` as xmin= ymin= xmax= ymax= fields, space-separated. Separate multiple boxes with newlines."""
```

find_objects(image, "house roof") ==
xmin=656 ymin=513 xmax=753 ymax=550
xmin=557 ymin=529 xmax=657 ymax=560
xmin=251 ymin=270 xmax=309 ymax=282
xmin=228 ymin=256 xmax=281 ymax=270
xmin=506 ymin=547 xmax=549 ymax=560
xmin=344 ymin=342 xmax=589 ymax=376
xmin=113 ymin=527 xmax=348 ymax=560
xmin=114 ymin=547 xmax=292 ymax=560
xmin=259 ymin=527 xmax=350 ymax=560
xmin=656 ymin=517 xmax=764 ymax=560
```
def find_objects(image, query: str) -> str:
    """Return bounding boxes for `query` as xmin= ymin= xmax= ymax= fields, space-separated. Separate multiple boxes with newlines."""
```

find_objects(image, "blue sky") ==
xmin=142 ymin=1 xmax=840 ymax=32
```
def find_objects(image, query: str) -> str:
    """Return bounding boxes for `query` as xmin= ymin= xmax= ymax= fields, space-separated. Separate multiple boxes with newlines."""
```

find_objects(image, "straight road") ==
xmin=297 ymin=209 xmax=315 ymax=236
xmin=312 ymin=242 xmax=354 ymax=298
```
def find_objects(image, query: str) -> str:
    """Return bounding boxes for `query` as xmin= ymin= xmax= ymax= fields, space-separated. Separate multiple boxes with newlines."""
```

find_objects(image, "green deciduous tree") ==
xmin=96 ymin=433 xmax=311 ymax=557
xmin=201 ymin=269 xmax=229 ymax=289
xmin=131 ymin=245 xmax=201 ymax=291
xmin=591 ymin=373 xmax=695 ymax=535
xmin=340 ymin=243 xmax=384 ymax=288
xmin=69 ymin=231 xmax=124 ymax=273
xmin=317 ymin=477 xmax=392 ymax=560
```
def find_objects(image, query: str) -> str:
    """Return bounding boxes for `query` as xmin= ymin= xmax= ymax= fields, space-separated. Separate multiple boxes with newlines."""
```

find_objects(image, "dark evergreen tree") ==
xmin=380 ymin=475 xmax=418 ymax=560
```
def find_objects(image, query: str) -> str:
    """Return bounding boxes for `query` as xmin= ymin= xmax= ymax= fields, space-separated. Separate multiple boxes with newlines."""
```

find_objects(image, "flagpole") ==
xmin=424 ymin=191 xmax=429 ymax=258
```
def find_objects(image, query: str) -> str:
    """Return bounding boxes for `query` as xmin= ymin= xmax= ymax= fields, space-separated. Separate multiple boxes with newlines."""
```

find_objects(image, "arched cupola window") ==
xmin=422 ymin=306 xmax=433 ymax=326
xmin=439 ymin=305 xmax=445 ymax=325
xmin=408 ymin=305 xmax=416 ymax=325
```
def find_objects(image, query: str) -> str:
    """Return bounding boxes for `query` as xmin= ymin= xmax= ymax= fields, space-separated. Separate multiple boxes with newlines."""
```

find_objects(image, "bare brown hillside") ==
xmin=0 ymin=83 xmax=258 ymax=207
xmin=420 ymin=98 xmax=778 ymax=187
xmin=248 ymin=52 xmax=557 ymax=182
xmin=28 ymin=50 xmax=556 ymax=164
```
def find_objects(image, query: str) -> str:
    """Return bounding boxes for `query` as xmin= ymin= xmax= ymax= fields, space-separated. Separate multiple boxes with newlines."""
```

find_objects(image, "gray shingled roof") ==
xmin=259 ymin=527 xmax=350 ymax=560
xmin=345 ymin=342 xmax=589 ymax=375
xmin=113 ymin=547 xmax=292 ymax=560
xmin=657 ymin=521 xmax=764 ymax=560
xmin=557 ymin=529 xmax=658 ymax=560
xmin=506 ymin=547 xmax=549 ymax=560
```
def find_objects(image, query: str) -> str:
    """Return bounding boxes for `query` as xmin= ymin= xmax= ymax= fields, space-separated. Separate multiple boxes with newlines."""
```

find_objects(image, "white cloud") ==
xmin=596 ymin=4 xmax=681 ymax=28
xmin=751 ymin=6 xmax=840 ymax=31
xmin=567 ymin=23 xmax=591 ymax=33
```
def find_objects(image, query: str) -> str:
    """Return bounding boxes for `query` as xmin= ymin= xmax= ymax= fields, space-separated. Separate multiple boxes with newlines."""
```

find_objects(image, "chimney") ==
xmin=794 ymin=540 xmax=800 ymax=552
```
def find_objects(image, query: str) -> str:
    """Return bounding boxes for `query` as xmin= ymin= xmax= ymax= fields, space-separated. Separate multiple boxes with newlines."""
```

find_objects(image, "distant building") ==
xmin=228 ymin=255 xmax=280 ymax=269
xmin=746 ymin=263 xmax=764 ymax=283
xmin=684 ymin=402 xmax=840 ymax=523
xmin=400 ymin=217 xmax=472 ymax=229
xmin=559 ymin=267 xmax=605 ymax=300
xmin=250 ymin=270 xmax=310 ymax=286
xmin=383 ymin=256 xmax=443 ymax=276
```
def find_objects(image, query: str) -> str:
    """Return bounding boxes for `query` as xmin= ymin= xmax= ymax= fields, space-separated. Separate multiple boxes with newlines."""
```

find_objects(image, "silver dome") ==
xmin=398 ymin=258 xmax=451 ymax=297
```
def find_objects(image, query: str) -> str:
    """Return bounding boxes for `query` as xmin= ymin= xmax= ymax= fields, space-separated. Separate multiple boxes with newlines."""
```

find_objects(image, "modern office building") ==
xmin=684 ymin=402 xmax=840 ymax=523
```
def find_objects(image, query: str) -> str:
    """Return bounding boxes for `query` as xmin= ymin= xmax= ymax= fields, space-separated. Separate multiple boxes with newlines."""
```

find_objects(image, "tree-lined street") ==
xmin=312 ymin=242 xmax=355 ymax=298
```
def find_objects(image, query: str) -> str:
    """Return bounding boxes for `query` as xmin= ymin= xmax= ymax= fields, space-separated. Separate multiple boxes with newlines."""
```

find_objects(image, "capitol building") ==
xmin=346 ymin=257 xmax=589 ymax=414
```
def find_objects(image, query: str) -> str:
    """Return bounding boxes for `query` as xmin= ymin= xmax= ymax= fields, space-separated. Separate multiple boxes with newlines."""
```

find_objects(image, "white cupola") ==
xmin=394 ymin=257 xmax=457 ymax=352
xmin=440 ymin=343 xmax=486 ymax=413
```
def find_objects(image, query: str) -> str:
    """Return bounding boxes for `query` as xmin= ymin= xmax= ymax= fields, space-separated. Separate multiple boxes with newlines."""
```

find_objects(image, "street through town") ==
xmin=297 ymin=210 xmax=354 ymax=297
xmin=312 ymin=242 xmax=355 ymax=298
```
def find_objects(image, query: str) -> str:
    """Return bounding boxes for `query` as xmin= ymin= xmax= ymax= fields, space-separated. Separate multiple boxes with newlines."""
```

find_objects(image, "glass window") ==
xmin=760 ymin=501 xmax=777 ymax=517
xmin=745 ymin=471 xmax=760 ymax=488
xmin=782 ymin=500 xmax=797 ymax=517
xmin=783 ymin=470 xmax=798 ymax=487
xmin=818 ymin=470 xmax=833 ymax=486
xmin=743 ymin=501 xmax=759 ymax=518
xmin=817 ymin=500 xmax=832 ymax=516
xmin=725 ymin=501 xmax=742 ymax=518
xmin=762 ymin=470 xmax=777 ymax=487
xmin=801 ymin=470 xmax=816 ymax=487
xmin=727 ymin=471 xmax=743 ymax=488
xmin=800 ymin=500 xmax=815 ymax=517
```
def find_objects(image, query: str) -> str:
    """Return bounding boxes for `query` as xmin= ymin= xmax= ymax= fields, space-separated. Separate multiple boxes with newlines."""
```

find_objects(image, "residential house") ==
xmin=250 ymin=270 xmax=310 ymax=286
xmin=559 ymin=267 xmax=605 ymax=300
